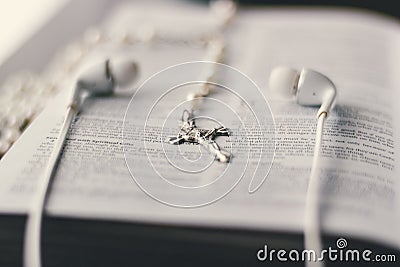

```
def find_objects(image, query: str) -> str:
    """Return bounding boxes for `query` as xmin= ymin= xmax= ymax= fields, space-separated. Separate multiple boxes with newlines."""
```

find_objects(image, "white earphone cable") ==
xmin=304 ymin=111 xmax=327 ymax=267
xmin=23 ymin=105 xmax=77 ymax=267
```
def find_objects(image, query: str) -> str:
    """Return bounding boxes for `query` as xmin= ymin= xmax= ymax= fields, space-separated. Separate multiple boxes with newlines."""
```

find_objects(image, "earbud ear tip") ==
xmin=109 ymin=60 xmax=139 ymax=88
xmin=77 ymin=61 xmax=114 ymax=95
xmin=269 ymin=66 xmax=299 ymax=99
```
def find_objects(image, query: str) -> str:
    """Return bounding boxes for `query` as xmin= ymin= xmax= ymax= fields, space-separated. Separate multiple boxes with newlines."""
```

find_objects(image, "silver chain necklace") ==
xmin=165 ymin=1 xmax=236 ymax=163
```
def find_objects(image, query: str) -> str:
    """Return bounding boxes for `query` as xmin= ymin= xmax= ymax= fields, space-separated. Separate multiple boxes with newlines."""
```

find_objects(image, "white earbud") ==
xmin=24 ymin=58 xmax=139 ymax=267
xmin=269 ymin=66 xmax=338 ymax=267
xmin=77 ymin=59 xmax=139 ymax=96
xmin=269 ymin=66 xmax=336 ymax=117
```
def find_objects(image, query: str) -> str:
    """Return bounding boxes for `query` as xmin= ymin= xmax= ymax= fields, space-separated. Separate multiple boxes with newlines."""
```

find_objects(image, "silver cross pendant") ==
xmin=166 ymin=110 xmax=232 ymax=163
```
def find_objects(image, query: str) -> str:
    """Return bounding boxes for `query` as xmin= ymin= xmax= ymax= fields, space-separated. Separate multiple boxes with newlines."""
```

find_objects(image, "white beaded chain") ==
xmin=0 ymin=0 xmax=236 ymax=158
xmin=186 ymin=0 xmax=236 ymax=111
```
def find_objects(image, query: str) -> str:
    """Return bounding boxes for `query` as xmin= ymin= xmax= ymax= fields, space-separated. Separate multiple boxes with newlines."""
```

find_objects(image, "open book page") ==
xmin=231 ymin=9 xmax=400 ymax=246
xmin=0 ymin=4 xmax=399 ymax=248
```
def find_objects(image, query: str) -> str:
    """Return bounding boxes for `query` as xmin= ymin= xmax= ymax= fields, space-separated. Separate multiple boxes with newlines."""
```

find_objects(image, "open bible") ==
xmin=0 ymin=2 xmax=399 ymax=266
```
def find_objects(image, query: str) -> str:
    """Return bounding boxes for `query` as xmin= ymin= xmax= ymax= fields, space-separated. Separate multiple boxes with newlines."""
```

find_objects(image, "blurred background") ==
xmin=0 ymin=0 xmax=398 ymax=80
xmin=0 ymin=0 xmax=398 ymax=70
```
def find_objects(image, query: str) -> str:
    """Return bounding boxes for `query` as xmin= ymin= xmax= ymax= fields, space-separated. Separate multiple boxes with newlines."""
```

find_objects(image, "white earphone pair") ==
xmin=24 ymin=59 xmax=336 ymax=267
xmin=74 ymin=62 xmax=337 ymax=118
